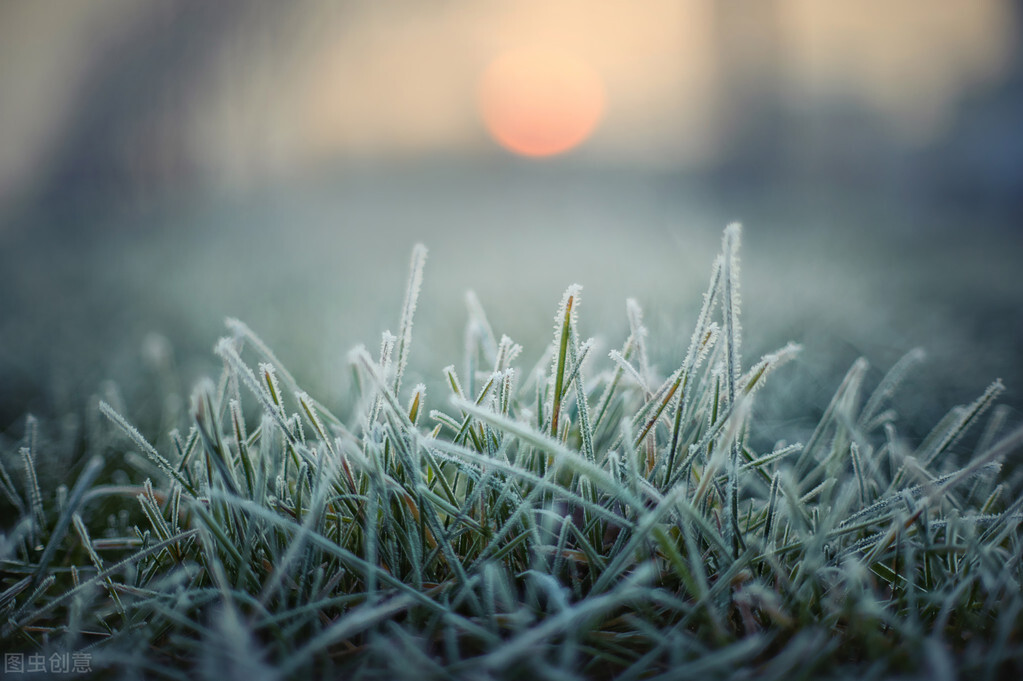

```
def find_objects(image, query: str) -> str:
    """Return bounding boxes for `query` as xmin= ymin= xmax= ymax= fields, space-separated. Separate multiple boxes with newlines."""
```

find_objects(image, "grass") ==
xmin=1 ymin=223 xmax=1021 ymax=679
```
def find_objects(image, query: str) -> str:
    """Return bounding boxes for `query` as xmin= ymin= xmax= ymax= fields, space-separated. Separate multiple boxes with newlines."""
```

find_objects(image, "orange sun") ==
xmin=479 ymin=47 xmax=606 ymax=158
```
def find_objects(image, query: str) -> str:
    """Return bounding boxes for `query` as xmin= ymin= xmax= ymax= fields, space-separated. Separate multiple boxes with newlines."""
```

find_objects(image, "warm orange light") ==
xmin=479 ymin=47 xmax=605 ymax=158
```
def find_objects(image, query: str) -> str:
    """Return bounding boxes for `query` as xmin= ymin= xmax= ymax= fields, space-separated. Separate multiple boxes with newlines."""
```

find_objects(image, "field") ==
xmin=2 ymin=188 xmax=1021 ymax=678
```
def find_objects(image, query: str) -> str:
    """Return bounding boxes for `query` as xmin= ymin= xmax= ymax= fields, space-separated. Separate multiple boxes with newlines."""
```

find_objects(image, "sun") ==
xmin=478 ymin=47 xmax=606 ymax=158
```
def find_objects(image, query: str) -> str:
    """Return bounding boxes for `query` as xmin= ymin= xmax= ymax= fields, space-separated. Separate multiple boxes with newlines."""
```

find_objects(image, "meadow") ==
xmin=1 ymin=221 xmax=1021 ymax=679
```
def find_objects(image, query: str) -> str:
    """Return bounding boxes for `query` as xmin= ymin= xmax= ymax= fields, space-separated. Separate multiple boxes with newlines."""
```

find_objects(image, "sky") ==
xmin=0 ymin=0 xmax=1016 ymax=204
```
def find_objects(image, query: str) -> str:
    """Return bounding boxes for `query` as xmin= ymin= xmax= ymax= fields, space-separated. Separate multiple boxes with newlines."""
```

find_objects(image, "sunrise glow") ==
xmin=478 ymin=47 xmax=605 ymax=158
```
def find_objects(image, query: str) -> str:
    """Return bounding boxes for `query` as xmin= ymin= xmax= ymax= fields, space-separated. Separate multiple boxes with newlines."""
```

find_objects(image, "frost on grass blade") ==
xmin=225 ymin=317 xmax=299 ymax=390
xmin=742 ymin=343 xmax=801 ymax=397
xmin=348 ymin=345 xmax=413 ymax=432
xmin=20 ymin=446 xmax=44 ymax=535
xmin=721 ymin=223 xmax=743 ymax=408
xmin=494 ymin=334 xmax=523 ymax=374
xmin=407 ymin=384 xmax=426 ymax=426
xmin=608 ymin=349 xmax=648 ymax=394
xmin=570 ymin=340 xmax=596 ymax=465
xmin=259 ymin=363 xmax=286 ymax=417
xmin=547 ymin=284 xmax=582 ymax=438
xmin=721 ymin=222 xmax=744 ymax=556
xmin=99 ymin=401 xmax=195 ymax=495
xmin=625 ymin=298 xmax=651 ymax=391
xmin=296 ymin=391 xmax=336 ymax=457
xmin=216 ymin=337 xmax=298 ymax=446
xmin=394 ymin=244 xmax=428 ymax=396
xmin=495 ymin=368 xmax=514 ymax=417
xmin=919 ymin=378 xmax=1004 ymax=467
xmin=657 ymin=244 xmax=727 ymax=485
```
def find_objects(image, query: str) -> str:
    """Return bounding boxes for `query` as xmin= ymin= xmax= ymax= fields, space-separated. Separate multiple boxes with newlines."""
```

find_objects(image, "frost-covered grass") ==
xmin=1 ymin=224 xmax=1021 ymax=679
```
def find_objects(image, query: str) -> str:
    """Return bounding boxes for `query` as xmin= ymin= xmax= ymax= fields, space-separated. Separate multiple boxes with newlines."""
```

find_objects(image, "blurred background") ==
xmin=1 ymin=0 xmax=1021 ymax=442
